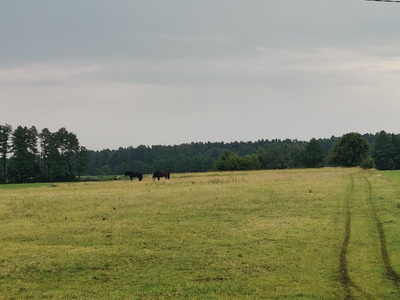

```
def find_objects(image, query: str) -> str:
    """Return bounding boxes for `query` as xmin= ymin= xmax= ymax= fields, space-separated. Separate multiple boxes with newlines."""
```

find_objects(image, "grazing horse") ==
xmin=152 ymin=170 xmax=170 ymax=181
xmin=125 ymin=171 xmax=143 ymax=181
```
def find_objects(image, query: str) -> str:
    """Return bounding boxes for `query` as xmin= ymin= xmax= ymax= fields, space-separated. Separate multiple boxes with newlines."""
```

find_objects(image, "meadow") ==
xmin=1 ymin=168 xmax=400 ymax=299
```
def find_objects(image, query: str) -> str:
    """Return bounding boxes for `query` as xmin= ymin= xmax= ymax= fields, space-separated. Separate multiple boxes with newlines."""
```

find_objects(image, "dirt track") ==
xmin=339 ymin=176 xmax=353 ymax=300
xmin=339 ymin=174 xmax=400 ymax=299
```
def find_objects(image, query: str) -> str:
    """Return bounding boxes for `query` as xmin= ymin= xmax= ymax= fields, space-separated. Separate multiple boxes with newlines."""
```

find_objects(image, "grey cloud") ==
xmin=1 ymin=0 xmax=400 ymax=150
xmin=2 ymin=0 xmax=399 ymax=66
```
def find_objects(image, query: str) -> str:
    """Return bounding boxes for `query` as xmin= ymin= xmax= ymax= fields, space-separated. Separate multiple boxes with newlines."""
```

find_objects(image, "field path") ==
xmin=339 ymin=175 xmax=353 ymax=300
xmin=364 ymin=176 xmax=400 ymax=292
xmin=339 ymin=173 xmax=400 ymax=299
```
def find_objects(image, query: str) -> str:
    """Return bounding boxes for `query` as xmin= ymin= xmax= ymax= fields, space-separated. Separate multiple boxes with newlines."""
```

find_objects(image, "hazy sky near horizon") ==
xmin=1 ymin=0 xmax=400 ymax=150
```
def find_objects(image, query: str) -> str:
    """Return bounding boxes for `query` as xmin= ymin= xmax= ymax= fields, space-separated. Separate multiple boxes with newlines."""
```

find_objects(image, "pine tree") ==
xmin=8 ymin=126 xmax=40 ymax=183
xmin=0 ymin=124 xmax=12 ymax=183
xmin=304 ymin=138 xmax=324 ymax=168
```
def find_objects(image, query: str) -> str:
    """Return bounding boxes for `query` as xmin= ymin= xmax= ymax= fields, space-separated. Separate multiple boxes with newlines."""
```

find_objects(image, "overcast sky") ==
xmin=1 ymin=0 xmax=400 ymax=150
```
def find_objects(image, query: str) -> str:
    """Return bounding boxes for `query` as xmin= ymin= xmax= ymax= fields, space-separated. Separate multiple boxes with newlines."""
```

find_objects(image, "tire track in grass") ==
xmin=364 ymin=176 xmax=400 ymax=294
xmin=340 ymin=175 xmax=375 ymax=300
xmin=340 ymin=175 xmax=354 ymax=300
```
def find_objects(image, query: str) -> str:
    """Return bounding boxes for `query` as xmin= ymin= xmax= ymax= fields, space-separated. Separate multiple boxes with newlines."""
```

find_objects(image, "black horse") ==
xmin=152 ymin=170 xmax=170 ymax=181
xmin=125 ymin=171 xmax=143 ymax=181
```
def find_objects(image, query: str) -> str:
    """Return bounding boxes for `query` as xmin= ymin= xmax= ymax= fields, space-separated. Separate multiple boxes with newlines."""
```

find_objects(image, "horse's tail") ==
xmin=138 ymin=173 xmax=143 ymax=181
xmin=166 ymin=172 xmax=170 ymax=180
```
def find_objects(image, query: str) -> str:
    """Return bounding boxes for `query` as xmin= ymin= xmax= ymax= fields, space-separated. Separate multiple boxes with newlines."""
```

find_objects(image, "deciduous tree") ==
xmin=328 ymin=132 xmax=370 ymax=167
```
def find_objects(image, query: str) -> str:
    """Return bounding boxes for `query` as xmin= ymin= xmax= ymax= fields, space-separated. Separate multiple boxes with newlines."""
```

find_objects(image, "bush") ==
xmin=360 ymin=156 xmax=375 ymax=169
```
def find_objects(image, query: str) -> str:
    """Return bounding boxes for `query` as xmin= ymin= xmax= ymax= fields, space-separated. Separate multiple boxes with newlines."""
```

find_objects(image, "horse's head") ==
xmin=138 ymin=173 xmax=143 ymax=181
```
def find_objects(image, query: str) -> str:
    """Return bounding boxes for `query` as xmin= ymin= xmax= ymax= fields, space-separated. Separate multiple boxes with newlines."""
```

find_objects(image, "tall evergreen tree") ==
xmin=391 ymin=134 xmax=400 ymax=169
xmin=0 ymin=124 xmax=88 ymax=183
xmin=304 ymin=138 xmax=324 ymax=168
xmin=8 ymin=126 xmax=40 ymax=183
xmin=39 ymin=128 xmax=65 ymax=181
xmin=0 ymin=124 xmax=12 ymax=183
xmin=372 ymin=131 xmax=400 ymax=170
xmin=372 ymin=130 xmax=393 ymax=169
xmin=56 ymin=127 xmax=79 ymax=180
xmin=76 ymin=146 xmax=89 ymax=179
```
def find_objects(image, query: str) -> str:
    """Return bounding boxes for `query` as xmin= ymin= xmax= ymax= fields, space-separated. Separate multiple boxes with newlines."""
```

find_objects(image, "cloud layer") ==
xmin=1 ymin=1 xmax=400 ymax=150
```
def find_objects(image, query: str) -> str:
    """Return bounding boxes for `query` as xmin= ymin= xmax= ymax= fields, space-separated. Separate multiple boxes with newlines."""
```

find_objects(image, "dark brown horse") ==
xmin=152 ymin=171 xmax=170 ymax=181
xmin=125 ymin=171 xmax=143 ymax=181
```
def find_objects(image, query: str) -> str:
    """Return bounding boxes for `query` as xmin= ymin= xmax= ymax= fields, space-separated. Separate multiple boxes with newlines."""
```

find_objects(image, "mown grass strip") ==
xmin=0 ymin=182 xmax=53 ymax=190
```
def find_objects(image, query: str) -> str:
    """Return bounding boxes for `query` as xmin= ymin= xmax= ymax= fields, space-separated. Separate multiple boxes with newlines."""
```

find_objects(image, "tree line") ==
xmin=2 ymin=124 xmax=399 ymax=184
xmin=88 ymin=131 xmax=396 ymax=176
xmin=372 ymin=130 xmax=400 ymax=170
xmin=0 ymin=124 xmax=88 ymax=183
xmin=88 ymin=139 xmax=320 ymax=176
xmin=87 ymin=137 xmax=336 ymax=176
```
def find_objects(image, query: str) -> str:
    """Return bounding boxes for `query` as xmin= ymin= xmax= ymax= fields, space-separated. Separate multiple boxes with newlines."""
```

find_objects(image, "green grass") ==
xmin=381 ymin=169 xmax=400 ymax=179
xmin=1 ymin=168 xmax=400 ymax=299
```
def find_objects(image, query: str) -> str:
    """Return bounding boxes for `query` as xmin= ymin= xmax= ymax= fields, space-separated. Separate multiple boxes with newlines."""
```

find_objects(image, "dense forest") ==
xmin=87 ymin=131 xmax=397 ymax=176
xmin=1 ymin=123 xmax=399 ymax=184
xmin=0 ymin=124 xmax=88 ymax=183
xmin=88 ymin=137 xmax=332 ymax=176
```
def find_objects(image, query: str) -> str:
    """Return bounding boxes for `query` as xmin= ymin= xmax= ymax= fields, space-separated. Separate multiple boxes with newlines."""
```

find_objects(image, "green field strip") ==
xmin=364 ymin=176 xmax=400 ymax=294
xmin=340 ymin=173 xmax=400 ymax=300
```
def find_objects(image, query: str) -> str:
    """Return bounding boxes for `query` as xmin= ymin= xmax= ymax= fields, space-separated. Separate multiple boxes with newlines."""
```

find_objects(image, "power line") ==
xmin=363 ymin=0 xmax=400 ymax=2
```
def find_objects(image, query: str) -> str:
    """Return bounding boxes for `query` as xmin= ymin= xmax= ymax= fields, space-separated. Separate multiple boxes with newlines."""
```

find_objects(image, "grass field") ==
xmin=1 ymin=168 xmax=400 ymax=299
